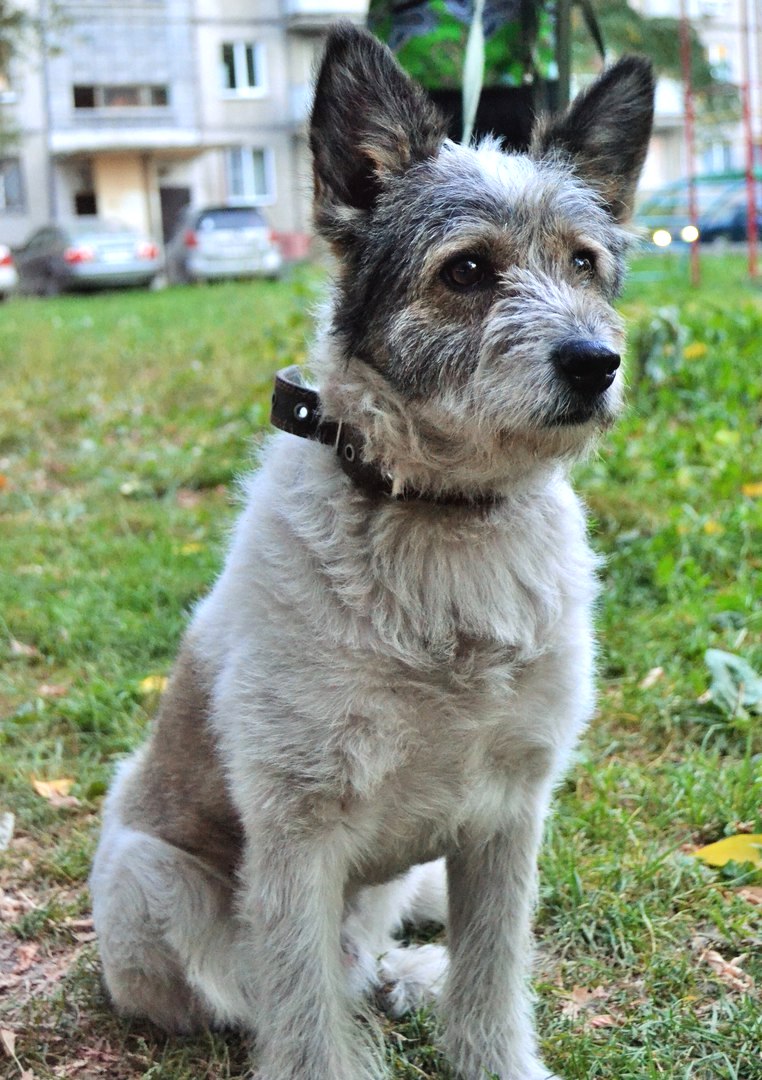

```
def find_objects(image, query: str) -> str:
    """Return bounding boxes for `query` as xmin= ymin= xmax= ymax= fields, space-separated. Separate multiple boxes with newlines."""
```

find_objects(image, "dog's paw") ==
xmin=376 ymin=943 xmax=448 ymax=1018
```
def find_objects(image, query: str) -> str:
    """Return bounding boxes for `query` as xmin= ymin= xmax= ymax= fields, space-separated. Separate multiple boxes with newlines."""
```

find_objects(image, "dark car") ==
xmin=636 ymin=173 xmax=761 ymax=249
xmin=165 ymin=205 xmax=283 ymax=284
xmin=697 ymin=186 xmax=762 ymax=243
xmin=15 ymin=218 xmax=162 ymax=296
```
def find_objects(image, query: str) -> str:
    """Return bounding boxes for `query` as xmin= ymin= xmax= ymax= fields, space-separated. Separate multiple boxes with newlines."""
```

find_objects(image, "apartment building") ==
xmin=0 ymin=0 xmax=366 ymax=248
xmin=632 ymin=0 xmax=762 ymax=193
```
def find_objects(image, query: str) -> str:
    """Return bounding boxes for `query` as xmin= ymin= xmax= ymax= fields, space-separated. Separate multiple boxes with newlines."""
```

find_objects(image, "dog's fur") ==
xmin=90 ymin=26 xmax=654 ymax=1080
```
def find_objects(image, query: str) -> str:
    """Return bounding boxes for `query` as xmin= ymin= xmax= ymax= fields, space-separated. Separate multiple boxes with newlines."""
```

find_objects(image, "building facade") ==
xmin=632 ymin=0 xmax=762 ymax=194
xmin=0 ymin=0 xmax=366 ymax=248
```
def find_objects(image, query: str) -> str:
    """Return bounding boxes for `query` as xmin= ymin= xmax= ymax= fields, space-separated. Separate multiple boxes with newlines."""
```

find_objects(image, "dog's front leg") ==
xmin=239 ymin=826 xmax=383 ymax=1080
xmin=440 ymin=800 xmax=561 ymax=1080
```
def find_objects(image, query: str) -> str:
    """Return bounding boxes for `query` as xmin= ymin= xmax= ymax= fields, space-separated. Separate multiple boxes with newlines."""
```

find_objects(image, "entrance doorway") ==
xmin=159 ymin=186 xmax=191 ymax=243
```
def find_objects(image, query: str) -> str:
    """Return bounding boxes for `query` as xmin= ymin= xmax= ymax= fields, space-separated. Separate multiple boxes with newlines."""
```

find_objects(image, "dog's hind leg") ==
xmin=91 ymin=812 xmax=247 ymax=1033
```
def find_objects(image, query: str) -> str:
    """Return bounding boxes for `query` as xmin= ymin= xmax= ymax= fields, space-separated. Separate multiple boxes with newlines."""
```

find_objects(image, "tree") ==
xmin=572 ymin=0 xmax=738 ymax=118
xmin=0 ymin=1 xmax=31 ymax=150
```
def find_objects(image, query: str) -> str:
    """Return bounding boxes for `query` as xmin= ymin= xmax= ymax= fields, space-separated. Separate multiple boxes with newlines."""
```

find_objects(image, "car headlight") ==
xmin=652 ymin=229 xmax=672 ymax=247
xmin=680 ymin=225 xmax=699 ymax=243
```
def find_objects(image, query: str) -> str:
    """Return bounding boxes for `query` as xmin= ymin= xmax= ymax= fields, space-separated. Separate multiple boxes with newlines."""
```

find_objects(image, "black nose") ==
xmin=552 ymin=339 xmax=621 ymax=396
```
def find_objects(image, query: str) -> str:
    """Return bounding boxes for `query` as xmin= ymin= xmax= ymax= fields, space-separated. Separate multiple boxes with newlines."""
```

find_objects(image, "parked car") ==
xmin=0 ymin=244 xmax=17 ymax=300
xmin=14 ymin=218 xmax=162 ymax=296
xmin=166 ymin=205 xmax=283 ymax=284
xmin=697 ymin=186 xmax=762 ymax=243
xmin=636 ymin=172 xmax=762 ymax=249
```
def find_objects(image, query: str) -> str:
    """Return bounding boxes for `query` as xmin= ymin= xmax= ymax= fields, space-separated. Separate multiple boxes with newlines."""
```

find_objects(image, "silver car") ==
xmin=166 ymin=205 xmax=283 ymax=284
xmin=15 ymin=218 xmax=162 ymax=295
xmin=0 ymin=244 xmax=17 ymax=300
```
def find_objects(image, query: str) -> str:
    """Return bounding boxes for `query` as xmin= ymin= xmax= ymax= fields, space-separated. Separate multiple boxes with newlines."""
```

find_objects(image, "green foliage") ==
xmin=572 ymin=0 xmax=739 ymax=120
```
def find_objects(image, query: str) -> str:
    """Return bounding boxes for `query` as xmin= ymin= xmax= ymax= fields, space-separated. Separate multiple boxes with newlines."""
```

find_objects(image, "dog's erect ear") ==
xmin=531 ymin=56 xmax=655 ymax=222
xmin=309 ymin=23 xmax=446 ymax=244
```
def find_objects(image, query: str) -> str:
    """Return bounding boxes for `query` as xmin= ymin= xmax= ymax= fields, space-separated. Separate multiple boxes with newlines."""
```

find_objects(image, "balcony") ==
xmin=284 ymin=0 xmax=367 ymax=31
xmin=50 ymin=123 xmax=203 ymax=156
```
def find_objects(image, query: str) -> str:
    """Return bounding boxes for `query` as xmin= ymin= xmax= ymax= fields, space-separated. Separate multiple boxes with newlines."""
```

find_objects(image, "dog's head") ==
xmin=309 ymin=24 xmax=654 ymax=493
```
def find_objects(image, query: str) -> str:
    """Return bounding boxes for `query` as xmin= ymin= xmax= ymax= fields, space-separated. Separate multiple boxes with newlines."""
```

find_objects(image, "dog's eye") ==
xmin=571 ymin=250 xmax=596 ymax=278
xmin=441 ymin=256 xmax=490 ymax=291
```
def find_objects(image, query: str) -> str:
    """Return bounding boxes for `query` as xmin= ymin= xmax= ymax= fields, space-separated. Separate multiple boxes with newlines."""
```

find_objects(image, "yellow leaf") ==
xmin=692 ymin=833 xmax=762 ymax=868
xmin=741 ymin=481 xmax=762 ymax=498
xmin=31 ymin=777 xmax=74 ymax=800
xmin=1 ymin=1027 xmax=16 ymax=1057
xmin=179 ymin=542 xmax=204 ymax=554
xmin=139 ymin=675 xmax=168 ymax=695
xmin=683 ymin=342 xmax=708 ymax=360
xmin=703 ymin=520 xmax=724 ymax=536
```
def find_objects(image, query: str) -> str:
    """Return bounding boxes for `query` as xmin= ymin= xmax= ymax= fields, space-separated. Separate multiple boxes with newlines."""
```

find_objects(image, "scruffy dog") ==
xmin=90 ymin=24 xmax=654 ymax=1080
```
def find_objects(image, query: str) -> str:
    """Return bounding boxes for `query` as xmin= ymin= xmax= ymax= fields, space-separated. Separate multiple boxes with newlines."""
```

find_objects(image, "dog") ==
xmin=90 ymin=24 xmax=654 ymax=1080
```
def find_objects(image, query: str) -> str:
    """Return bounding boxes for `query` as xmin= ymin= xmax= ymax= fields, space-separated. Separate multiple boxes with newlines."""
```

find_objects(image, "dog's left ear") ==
xmin=531 ymin=56 xmax=655 ymax=222
xmin=310 ymin=23 xmax=447 ymax=247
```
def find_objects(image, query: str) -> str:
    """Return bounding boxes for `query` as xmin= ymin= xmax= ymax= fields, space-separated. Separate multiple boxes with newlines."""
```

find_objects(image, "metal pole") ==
xmin=740 ymin=0 xmax=758 ymax=278
xmin=679 ymin=0 xmax=700 ymax=286
xmin=39 ymin=0 xmax=57 ymax=221
xmin=556 ymin=0 xmax=571 ymax=112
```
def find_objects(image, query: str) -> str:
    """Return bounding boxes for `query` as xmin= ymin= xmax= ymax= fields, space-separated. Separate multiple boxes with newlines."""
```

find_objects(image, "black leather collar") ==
xmin=270 ymin=366 xmax=503 ymax=509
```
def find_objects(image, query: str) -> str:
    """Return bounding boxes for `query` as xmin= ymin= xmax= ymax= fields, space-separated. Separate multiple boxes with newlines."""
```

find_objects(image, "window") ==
xmin=0 ymin=159 xmax=24 ymax=212
xmin=220 ymin=42 xmax=266 ymax=96
xmin=226 ymin=147 xmax=273 ymax=203
xmin=72 ymin=84 xmax=169 ymax=109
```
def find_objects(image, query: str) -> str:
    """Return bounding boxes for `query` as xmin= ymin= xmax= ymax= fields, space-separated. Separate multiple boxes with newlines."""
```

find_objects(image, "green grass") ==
xmin=1 ymin=255 xmax=761 ymax=1079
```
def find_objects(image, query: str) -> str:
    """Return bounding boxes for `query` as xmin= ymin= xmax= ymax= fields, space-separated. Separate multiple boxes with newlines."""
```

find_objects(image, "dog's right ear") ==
xmin=309 ymin=23 xmax=446 ymax=247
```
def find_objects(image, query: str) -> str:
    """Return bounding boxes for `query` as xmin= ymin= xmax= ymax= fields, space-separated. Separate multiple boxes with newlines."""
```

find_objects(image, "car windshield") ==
xmin=196 ymin=208 xmax=265 ymax=231
xmin=639 ymin=180 xmax=741 ymax=219
xmin=699 ymin=184 xmax=762 ymax=224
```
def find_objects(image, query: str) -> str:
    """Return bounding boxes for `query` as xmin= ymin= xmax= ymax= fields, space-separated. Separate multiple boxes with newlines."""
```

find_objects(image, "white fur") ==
xmin=92 ymin=424 xmax=594 ymax=1078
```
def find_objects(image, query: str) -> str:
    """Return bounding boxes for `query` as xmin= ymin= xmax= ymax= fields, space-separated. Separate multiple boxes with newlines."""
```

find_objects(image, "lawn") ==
xmin=1 ymin=254 xmax=760 ymax=1079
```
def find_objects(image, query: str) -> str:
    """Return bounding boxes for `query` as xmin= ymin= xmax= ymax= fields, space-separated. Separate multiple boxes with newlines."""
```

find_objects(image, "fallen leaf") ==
xmin=741 ymin=481 xmax=762 ymax=498
xmin=31 ymin=777 xmax=74 ymax=800
xmin=703 ymin=520 xmax=724 ymax=536
xmin=30 ymin=777 xmax=81 ymax=810
xmin=692 ymin=833 xmax=762 ymax=869
xmin=9 ymin=639 xmax=41 ymax=660
xmin=699 ymin=948 xmax=754 ymax=993
xmin=737 ymin=886 xmax=762 ymax=906
xmin=589 ymin=1014 xmax=620 ymax=1028
xmin=176 ymin=488 xmax=202 ymax=509
xmin=639 ymin=666 xmax=664 ymax=690
xmin=683 ymin=342 xmax=708 ymax=360
xmin=13 ymin=942 xmax=38 ymax=975
xmin=0 ymin=474 xmax=8 ymax=491
xmin=0 ymin=1028 xmax=15 ymax=1057
xmin=179 ymin=541 xmax=204 ymax=554
xmin=560 ymin=984 xmax=607 ymax=1019
xmin=139 ymin=674 xmax=168 ymax=695
xmin=36 ymin=683 xmax=68 ymax=698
